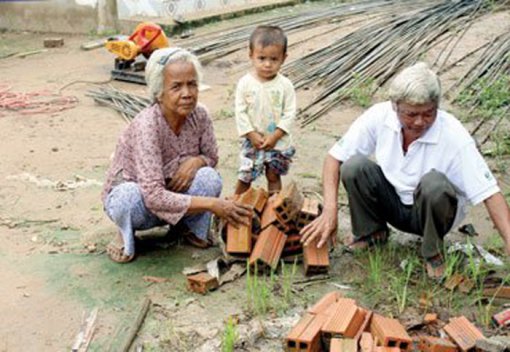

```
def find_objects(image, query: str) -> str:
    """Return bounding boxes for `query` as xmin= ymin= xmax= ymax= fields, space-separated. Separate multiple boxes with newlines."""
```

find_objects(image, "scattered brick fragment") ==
xmin=186 ymin=272 xmax=219 ymax=294
xmin=419 ymin=336 xmax=458 ymax=352
xmin=443 ymin=316 xmax=485 ymax=352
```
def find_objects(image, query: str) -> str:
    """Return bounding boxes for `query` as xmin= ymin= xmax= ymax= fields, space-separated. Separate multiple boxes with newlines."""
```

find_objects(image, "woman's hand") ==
xmin=212 ymin=198 xmax=252 ymax=228
xmin=168 ymin=157 xmax=204 ymax=192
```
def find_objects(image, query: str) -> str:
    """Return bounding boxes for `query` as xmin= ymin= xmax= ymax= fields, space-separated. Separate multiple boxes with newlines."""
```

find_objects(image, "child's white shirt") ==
xmin=235 ymin=72 xmax=296 ymax=150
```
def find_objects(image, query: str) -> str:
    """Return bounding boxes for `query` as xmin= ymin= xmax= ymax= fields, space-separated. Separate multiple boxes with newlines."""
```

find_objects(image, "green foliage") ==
xmin=222 ymin=316 xmax=238 ymax=352
xmin=216 ymin=108 xmax=235 ymax=120
xmin=456 ymin=75 xmax=510 ymax=122
xmin=345 ymin=73 xmax=376 ymax=108
xmin=246 ymin=259 xmax=298 ymax=316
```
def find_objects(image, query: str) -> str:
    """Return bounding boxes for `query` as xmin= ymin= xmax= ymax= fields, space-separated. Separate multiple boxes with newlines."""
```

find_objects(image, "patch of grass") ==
xmin=390 ymin=256 xmax=419 ymax=314
xmin=246 ymin=259 xmax=298 ymax=316
xmin=344 ymin=73 xmax=376 ymax=108
xmin=216 ymin=108 xmax=234 ymax=120
xmin=222 ymin=316 xmax=238 ymax=352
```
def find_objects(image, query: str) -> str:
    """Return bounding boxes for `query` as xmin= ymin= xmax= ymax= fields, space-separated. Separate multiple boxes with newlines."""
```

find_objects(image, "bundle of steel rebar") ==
xmin=284 ymin=0 xmax=493 ymax=126
xmin=87 ymin=86 xmax=150 ymax=122
xmin=447 ymin=31 xmax=510 ymax=144
xmin=176 ymin=0 xmax=416 ymax=64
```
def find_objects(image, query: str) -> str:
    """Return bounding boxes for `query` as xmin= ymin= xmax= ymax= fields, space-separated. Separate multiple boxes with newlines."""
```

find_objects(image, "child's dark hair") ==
xmin=249 ymin=25 xmax=287 ymax=54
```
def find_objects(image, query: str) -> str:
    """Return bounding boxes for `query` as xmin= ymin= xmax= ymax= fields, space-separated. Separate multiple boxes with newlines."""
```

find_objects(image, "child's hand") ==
xmin=260 ymin=134 xmax=278 ymax=150
xmin=261 ymin=128 xmax=285 ymax=150
xmin=247 ymin=131 xmax=265 ymax=149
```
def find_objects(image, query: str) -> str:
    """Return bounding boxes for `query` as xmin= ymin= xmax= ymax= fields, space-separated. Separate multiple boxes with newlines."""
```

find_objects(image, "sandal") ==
xmin=106 ymin=240 xmax=135 ymax=263
xmin=344 ymin=231 xmax=388 ymax=252
xmin=183 ymin=231 xmax=212 ymax=249
xmin=426 ymin=254 xmax=445 ymax=280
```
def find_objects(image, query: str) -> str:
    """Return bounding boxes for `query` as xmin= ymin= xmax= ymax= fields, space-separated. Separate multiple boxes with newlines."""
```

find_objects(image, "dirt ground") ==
xmin=0 ymin=3 xmax=509 ymax=351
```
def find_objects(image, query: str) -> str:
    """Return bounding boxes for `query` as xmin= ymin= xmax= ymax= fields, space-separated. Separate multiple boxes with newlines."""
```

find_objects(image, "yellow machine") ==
xmin=106 ymin=22 xmax=169 ymax=60
xmin=105 ymin=22 xmax=169 ymax=84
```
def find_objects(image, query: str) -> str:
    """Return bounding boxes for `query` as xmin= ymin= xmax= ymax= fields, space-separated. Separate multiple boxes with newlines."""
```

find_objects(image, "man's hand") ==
xmin=300 ymin=208 xmax=338 ymax=248
xmin=246 ymin=131 xmax=265 ymax=150
xmin=168 ymin=157 xmax=204 ymax=192
xmin=212 ymin=199 xmax=253 ymax=228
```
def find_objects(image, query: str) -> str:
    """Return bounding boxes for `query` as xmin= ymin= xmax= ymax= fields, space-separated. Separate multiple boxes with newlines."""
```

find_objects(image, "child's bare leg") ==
xmin=235 ymin=180 xmax=251 ymax=195
xmin=266 ymin=169 xmax=282 ymax=195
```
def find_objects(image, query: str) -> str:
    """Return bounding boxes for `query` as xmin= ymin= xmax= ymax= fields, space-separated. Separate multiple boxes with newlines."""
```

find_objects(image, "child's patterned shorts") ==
xmin=238 ymin=139 xmax=296 ymax=183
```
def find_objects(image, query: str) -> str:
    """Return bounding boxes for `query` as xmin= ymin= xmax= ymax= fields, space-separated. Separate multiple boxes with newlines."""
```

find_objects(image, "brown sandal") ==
xmin=106 ymin=240 xmax=135 ymax=263
xmin=183 ymin=231 xmax=212 ymax=249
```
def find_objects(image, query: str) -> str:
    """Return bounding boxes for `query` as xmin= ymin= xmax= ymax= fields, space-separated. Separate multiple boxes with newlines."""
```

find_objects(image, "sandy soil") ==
xmin=0 ymin=4 xmax=509 ymax=351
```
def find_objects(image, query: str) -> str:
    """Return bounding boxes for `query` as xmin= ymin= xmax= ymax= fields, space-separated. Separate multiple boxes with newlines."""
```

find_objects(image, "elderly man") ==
xmin=301 ymin=62 xmax=510 ymax=278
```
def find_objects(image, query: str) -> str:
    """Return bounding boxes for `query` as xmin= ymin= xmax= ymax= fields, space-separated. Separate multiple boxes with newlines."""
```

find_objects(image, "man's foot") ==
xmin=426 ymin=254 xmax=445 ymax=280
xmin=106 ymin=233 xmax=135 ymax=263
xmin=344 ymin=231 xmax=388 ymax=251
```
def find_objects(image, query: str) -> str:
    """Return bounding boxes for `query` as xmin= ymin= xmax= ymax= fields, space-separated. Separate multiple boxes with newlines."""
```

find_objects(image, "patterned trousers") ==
xmin=104 ymin=167 xmax=222 ymax=256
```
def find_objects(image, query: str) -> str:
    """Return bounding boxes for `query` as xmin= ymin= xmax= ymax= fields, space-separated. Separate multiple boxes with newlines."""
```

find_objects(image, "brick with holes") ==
xmin=370 ymin=314 xmax=412 ymax=351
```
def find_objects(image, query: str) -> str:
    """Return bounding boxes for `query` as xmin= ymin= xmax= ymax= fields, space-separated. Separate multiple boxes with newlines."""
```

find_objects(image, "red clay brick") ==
xmin=286 ymin=312 xmax=328 ymax=352
xmin=303 ymin=237 xmax=329 ymax=276
xmin=308 ymin=291 xmax=343 ymax=315
xmin=186 ymin=272 xmax=219 ymax=294
xmin=370 ymin=314 xmax=412 ymax=351
xmin=443 ymin=316 xmax=485 ymax=352
xmin=360 ymin=332 xmax=375 ymax=352
xmin=226 ymin=215 xmax=253 ymax=254
xmin=273 ymin=181 xmax=304 ymax=225
xmin=249 ymin=225 xmax=287 ymax=270
xmin=322 ymin=298 xmax=367 ymax=339
xmin=260 ymin=194 xmax=279 ymax=229
xmin=419 ymin=336 xmax=458 ymax=352
xmin=330 ymin=338 xmax=357 ymax=352
xmin=296 ymin=197 xmax=321 ymax=230
xmin=238 ymin=187 xmax=268 ymax=213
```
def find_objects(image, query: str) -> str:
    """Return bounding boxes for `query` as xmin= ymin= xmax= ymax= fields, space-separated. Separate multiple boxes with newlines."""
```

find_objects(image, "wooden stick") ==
xmin=119 ymin=298 xmax=151 ymax=352
xmin=72 ymin=308 xmax=98 ymax=352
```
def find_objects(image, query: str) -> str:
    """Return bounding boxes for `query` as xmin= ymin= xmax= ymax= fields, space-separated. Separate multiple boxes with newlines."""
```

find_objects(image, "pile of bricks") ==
xmin=286 ymin=291 xmax=486 ymax=352
xmin=225 ymin=182 xmax=329 ymax=275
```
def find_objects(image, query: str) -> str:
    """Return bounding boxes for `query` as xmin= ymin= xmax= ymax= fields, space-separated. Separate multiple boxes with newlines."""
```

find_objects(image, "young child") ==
xmin=234 ymin=25 xmax=296 ymax=195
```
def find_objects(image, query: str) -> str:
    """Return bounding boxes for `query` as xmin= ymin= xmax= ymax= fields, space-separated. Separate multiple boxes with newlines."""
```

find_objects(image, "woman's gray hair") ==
xmin=388 ymin=62 xmax=441 ymax=105
xmin=145 ymin=47 xmax=203 ymax=103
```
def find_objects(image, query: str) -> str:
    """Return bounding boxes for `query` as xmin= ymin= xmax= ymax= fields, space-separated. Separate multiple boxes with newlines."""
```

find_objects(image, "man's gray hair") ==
xmin=388 ymin=62 xmax=441 ymax=105
xmin=145 ymin=47 xmax=203 ymax=103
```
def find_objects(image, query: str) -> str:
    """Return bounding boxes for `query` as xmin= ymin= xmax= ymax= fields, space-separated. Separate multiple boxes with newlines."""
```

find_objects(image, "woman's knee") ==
xmin=105 ymin=182 xmax=143 ymax=221
xmin=194 ymin=167 xmax=223 ymax=197
xmin=340 ymin=155 xmax=375 ymax=183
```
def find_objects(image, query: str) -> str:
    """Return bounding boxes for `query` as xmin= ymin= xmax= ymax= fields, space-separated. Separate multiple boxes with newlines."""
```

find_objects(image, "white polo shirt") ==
xmin=329 ymin=101 xmax=499 ymax=225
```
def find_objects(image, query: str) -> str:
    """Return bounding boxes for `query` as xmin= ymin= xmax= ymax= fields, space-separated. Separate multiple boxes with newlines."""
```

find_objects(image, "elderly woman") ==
xmin=300 ymin=62 xmax=510 ymax=279
xmin=102 ymin=47 xmax=251 ymax=263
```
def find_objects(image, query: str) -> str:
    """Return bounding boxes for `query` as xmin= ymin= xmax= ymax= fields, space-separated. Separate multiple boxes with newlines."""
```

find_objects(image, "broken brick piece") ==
xmin=374 ymin=347 xmax=401 ymax=352
xmin=308 ymin=291 xmax=343 ymax=315
xmin=186 ymin=272 xmax=219 ymax=294
xmin=445 ymin=274 xmax=464 ymax=291
xmin=330 ymin=338 xmax=357 ymax=352
xmin=249 ymin=225 xmax=287 ymax=270
xmin=226 ymin=215 xmax=253 ymax=254
xmin=296 ymin=197 xmax=321 ymax=230
xmin=322 ymin=299 xmax=367 ymax=344
xmin=273 ymin=181 xmax=304 ymax=224
xmin=283 ymin=233 xmax=303 ymax=255
xmin=419 ymin=336 xmax=458 ymax=352
xmin=303 ymin=237 xmax=329 ymax=276
xmin=371 ymin=314 xmax=412 ymax=351
xmin=43 ymin=37 xmax=64 ymax=48
xmin=424 ymin=313 xmax=438 ymax=324
xmin=493 ymin=308 xmax=510 ymax=327
xmin=443 ymin=316 xmax=485 ymax=352
xmin=286 ymin=312 xmax=328 ymax=352
xmin=482 ymin=286 xmax=510 ymax=299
